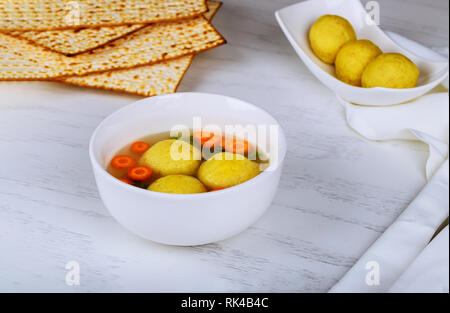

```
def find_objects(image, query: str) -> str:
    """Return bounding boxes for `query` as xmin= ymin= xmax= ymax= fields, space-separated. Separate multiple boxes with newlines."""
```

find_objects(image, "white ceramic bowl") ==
xmin=275 ymin=0 xmax=449 ymax=106
xmin=89 ymin=93 xmax=287 ymax=246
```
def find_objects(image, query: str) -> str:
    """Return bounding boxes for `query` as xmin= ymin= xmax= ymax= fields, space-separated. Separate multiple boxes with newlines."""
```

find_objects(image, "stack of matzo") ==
xmin=0 ymin=0 xmax=225 ymax=96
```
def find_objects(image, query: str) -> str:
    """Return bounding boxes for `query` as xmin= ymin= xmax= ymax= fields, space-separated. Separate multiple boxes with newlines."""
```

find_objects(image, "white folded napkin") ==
xmin=388 ymin=226 xmax=449 ymax=293
xmin=330 ymin=33 xmax=449 ymax=293
xmin=330 ymin=160 xmax=449 ymax=293
xmin=340 ymin=92 xmax=449 ymax=179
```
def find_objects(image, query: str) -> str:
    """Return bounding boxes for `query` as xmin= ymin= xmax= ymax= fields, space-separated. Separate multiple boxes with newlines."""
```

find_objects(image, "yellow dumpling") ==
xmin=140 ymin=139 xmax=201 ymax=177
xmin=148 ymin=175 xmax=207 ymax=194
xmin=197 ymin=152 xmax=260 ymax=190
xmin=362 ymin=53 xmax=419 ymax=89
xmin=309 ymin=15 xmax=357 ymax=64
xmin=335 ymin=39 xmax=382 ymax=86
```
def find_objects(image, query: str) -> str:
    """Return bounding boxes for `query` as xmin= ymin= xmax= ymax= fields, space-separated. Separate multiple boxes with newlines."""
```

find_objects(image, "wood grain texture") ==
xmin=0 ymin=0 xmax=448 ymax=292
xmin=361 ymin=0 xmax=449 ymax=47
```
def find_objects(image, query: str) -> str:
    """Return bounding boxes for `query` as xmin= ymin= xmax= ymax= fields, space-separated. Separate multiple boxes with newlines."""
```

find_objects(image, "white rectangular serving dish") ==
xmin=275 ymin=0 xmax=449 ymax=106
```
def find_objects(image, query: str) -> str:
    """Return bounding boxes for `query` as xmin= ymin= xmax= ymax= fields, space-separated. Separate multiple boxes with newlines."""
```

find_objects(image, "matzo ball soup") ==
xmin=106 ymin=130 xmax=270 ymax=194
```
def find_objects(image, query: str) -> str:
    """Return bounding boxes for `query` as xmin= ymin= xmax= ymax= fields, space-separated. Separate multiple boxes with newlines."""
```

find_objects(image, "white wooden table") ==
xmin=0 ymin=0 xmax=448 ymax=292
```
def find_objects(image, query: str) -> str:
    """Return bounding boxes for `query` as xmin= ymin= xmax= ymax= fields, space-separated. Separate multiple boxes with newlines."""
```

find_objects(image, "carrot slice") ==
xmin=119 ymin=178 xmax=133 ymax=185
xmin=111 ymin=155 xmax=136 ymax=169
xmin=223 ymin=138 xmax=249 ymax=155
xmin=130 ymin=141 xmax=150 ymax=154
xmin=203 ymin=134 xmax=223 ymax=149
xmin=193 ymin=131 xmax=215 ymax=146
xmin=128 ymin=166 xmax=152 ymax=181
xmin=209 ymin=188 xmax=225 ymax=192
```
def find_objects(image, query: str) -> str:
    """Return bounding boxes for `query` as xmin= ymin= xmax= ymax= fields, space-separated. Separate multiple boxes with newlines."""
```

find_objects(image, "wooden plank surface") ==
xmin=0 ymin=0 xmax=448 ymax=292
